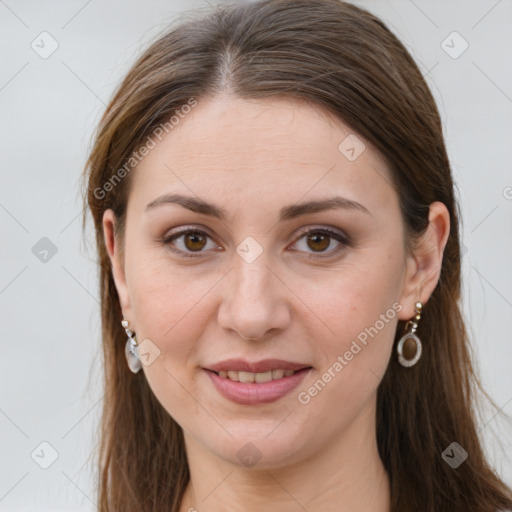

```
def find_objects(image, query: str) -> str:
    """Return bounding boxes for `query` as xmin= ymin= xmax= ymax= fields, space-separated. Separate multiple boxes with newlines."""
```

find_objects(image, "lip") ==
xmin=205 ymin=358 xmax=310 ymax=373
xmin=204 ymin=366 xmax=312 ymax=405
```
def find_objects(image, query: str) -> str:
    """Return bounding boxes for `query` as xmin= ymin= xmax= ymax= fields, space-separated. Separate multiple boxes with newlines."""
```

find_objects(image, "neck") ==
xmin=179 ymin=399 xmax=390 ymax=512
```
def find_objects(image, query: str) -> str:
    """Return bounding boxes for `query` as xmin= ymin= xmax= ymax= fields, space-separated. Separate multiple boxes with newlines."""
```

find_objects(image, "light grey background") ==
xmin=1 ymin=0 xmax=511 ymax=510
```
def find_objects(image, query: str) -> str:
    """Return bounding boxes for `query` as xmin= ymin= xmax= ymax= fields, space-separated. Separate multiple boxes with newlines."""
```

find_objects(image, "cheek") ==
xmin=132 ymin=283 xmax=207 ymax=343
xmin=302 ymin=254 xmax=402 ymax=391
xmin=127 ymin=259 xmax=215 ymax=426
xmin=308 ymin=253 xmax=401 ymax=343
xmin=127 ymin=243 xmax=181 ymax=307
xmin=295 ymin=288 xmax=398 ymax=429
xmin=126 ymin=251 xmax=220 ymax=363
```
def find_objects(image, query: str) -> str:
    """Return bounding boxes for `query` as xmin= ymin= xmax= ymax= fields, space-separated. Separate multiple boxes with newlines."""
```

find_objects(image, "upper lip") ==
xmin=205 ymin=358 xmax=311 ymax=373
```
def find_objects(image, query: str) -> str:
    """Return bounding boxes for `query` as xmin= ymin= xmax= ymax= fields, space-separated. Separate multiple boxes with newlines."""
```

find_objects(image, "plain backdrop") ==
xmin=1 ymin=0 xmax=511 ymax=510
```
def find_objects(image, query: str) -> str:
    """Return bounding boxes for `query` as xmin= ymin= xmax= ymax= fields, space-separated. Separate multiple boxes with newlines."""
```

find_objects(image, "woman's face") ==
xmin=104 ymin=95 xmax=427 ymax=469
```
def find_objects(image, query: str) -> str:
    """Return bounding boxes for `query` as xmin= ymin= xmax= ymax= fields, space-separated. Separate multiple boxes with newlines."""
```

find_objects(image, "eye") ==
xmin=290 ymin=226 xmax=349 ymax=259
xmin=161 ymin=228 xmax=220 ymax=259
xmin=161 ymin=225 xmax=349 ymax=260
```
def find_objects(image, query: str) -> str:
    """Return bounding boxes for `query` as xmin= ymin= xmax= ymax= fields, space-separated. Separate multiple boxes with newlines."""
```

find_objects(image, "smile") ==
xmin=204 ymin=366 xmax=312 ymax=405
xmin=216 ymin=369 xmax=297 ymax=382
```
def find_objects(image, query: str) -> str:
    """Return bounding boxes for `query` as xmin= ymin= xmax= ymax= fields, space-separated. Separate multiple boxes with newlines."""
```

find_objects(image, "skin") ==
xmin=103 ymin=95 xmax=450 ymax=512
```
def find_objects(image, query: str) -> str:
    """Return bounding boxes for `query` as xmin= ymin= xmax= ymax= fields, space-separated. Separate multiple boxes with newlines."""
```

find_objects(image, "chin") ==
xmin=200 ymin=422 xmax=318 ymax=471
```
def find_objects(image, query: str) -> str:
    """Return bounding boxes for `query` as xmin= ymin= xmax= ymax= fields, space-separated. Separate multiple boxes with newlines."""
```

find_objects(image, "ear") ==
xmin=102 ymin=209 xmax=132 ymax=317
xmin=397 ymin=201 xmax=450 ymax=321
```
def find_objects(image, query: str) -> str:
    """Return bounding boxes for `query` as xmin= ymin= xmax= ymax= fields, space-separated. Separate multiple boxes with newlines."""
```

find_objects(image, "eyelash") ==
xmin=160 ymin=226 xmax=350 ymax=260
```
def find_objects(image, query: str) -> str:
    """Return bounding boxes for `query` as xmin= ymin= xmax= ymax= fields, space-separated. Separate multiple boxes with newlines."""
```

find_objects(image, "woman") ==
xmin=81 ymin=0 xmax=512 ymax=510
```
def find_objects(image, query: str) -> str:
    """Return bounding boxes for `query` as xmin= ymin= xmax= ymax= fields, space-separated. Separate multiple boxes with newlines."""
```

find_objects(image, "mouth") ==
xmin=210 ymin=368 xmax=305 ymax=383
xmin=202 ymin=359 xmax=313 ymax=405
xmin=204 ymin=358 xmax=311 ymax=374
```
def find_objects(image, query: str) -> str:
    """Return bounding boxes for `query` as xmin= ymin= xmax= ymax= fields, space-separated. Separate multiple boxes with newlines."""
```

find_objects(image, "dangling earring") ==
xmin=397 ymin=301 xmax=423 ymax=367
xmin=122 ymin=319 xmax=142 ymax=373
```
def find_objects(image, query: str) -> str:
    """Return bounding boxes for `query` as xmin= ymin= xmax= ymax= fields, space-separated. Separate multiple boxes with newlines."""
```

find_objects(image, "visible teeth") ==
xmin=272 ymin=369 xmax=284 ymax=379
xmin=255 ymin=371 xmax=272 ymax=383
xmin=217 ymin=369 xmax=301 ymax=382
xmin=238 ymin=371 xmax=255 ymax=383
xmin=227 ymin=370 xmax=239 ymax=382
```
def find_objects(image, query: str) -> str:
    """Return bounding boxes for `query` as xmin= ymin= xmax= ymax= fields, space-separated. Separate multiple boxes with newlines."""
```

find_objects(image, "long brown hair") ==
xmin=81 ymin=1 xmax=512 ymax=510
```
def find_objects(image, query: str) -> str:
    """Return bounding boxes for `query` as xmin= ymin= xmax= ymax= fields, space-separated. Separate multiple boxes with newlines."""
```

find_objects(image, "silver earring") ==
xmin=397 ymin=301 xmax=423 ymax=367
xmin=122 ymin=319 xmax=142 ymax=373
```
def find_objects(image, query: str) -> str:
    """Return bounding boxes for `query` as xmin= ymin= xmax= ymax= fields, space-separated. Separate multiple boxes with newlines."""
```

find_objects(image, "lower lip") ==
xmin=204 ymin=368 xmax=311 ymax=405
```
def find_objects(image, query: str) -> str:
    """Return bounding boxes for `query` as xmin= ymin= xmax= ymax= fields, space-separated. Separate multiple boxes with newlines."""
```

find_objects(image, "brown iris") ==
xmin=306 ymin=232 xmax=330 ymax=252
xmin=183 ymin=232 xmax=207 ymax=251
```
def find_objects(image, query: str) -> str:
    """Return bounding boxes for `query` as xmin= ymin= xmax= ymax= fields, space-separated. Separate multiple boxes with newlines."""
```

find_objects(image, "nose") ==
xmin=217 ymin=255 xmax=291 ymax=342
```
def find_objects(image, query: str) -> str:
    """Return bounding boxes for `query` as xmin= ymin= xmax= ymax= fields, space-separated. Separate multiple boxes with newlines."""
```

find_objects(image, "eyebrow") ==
xmin=145 ymin=193 xmax=371 ymax=221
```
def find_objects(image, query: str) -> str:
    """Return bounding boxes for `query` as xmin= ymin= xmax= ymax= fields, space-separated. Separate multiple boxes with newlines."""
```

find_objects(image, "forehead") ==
xmin=130 ymin=95 xmax=396 ymax=216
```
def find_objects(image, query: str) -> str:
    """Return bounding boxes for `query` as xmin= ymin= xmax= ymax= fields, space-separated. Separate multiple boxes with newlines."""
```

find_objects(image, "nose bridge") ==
xmin=231 ymin=231 xmax=275 ymax=298
xmin=232 ymin=252 xmax=272 ymax=300
xmin=217 ymin=247 xmax=289 ymax=340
